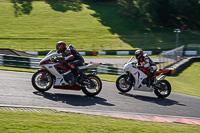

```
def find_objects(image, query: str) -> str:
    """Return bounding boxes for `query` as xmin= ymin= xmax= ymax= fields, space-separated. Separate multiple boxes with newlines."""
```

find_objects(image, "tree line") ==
xmin=95 ymin=0 xmax=200 ymax=29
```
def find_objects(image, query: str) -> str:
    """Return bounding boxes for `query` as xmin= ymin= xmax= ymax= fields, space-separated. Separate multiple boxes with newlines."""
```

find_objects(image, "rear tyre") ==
xmin=31 ymin=70 xmax=53 ymax=92
xmin=82 ymin=74 xmax=102 ymax=96
xmin=116 ymin=74 xmax=134 ymax=93
xmin=154 ymin=80 xmax=171 ymax=98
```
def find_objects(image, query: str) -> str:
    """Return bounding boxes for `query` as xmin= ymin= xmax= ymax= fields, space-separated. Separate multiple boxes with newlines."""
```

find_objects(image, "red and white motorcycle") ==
xmin=32 ymin=51 xmax=102 ymax=96
xmin=116 ymin=56 xmax=172 ymax=98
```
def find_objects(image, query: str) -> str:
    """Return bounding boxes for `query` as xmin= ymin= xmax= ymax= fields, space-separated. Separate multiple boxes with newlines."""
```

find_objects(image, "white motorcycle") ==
xmin=116 ymin=56 xmax=171 ymax=98
xmin=32 ymin=51 xmax=102 ymax=96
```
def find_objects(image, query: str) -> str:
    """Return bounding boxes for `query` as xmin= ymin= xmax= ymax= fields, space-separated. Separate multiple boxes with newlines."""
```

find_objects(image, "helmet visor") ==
xmin=56 ymin=44 xmax=62 ymax=53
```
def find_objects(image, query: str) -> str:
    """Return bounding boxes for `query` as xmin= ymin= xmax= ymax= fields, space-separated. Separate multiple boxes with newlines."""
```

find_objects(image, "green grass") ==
xmin=0 ymin=0 xmax=199 ymax=51
xmin=0 ymin=66 xmax=36 ymax=73
xmin=166 ymin=62 xmax=200 ymax=97
xmin=0 ymin=110 xmax=199 ymax=133
xmin=98 ymin=74 xmax=118 ymax=82
xmin=0 ymin=0 xmax=132 ymax=51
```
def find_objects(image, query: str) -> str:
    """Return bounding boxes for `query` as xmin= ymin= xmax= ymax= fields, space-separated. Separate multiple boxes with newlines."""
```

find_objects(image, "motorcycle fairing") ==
xmin=43 ymin=63 xmax=69 ymax=86
xmin=124 ymin=62 xmax=153 ymax=92
xmin=44 ymin=63 xmax=82 ymax=90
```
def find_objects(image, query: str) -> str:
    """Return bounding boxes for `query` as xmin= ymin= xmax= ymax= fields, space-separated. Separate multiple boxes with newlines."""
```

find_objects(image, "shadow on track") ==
xmin=119 ymin=92 xmax=186 ymax=106
xmin=33 ymin=91 xmax=115 ymax=107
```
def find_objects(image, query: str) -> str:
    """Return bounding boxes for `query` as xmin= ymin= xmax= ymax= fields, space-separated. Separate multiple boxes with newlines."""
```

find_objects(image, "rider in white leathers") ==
xmin=135 ymin=50 xmax=157 ymax=85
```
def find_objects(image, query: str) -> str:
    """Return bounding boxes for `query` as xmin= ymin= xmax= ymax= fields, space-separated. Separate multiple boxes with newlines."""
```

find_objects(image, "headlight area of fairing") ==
xmin=39 ymin=60 xmax=55 ymax=70
xmin=39 ymin=60 xmax=50 ymax=66
xmin=123 ymin=63 xmax=132 ymax=72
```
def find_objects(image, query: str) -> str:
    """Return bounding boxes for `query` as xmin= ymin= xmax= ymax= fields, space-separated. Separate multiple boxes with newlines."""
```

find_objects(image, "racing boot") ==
xmin=148 ymin=67 xmax=156 ymax=86
xmin=72 ymin=68 xmax=79 ymax=84
xmin=150 ymin=73 xmax=156 ymax=86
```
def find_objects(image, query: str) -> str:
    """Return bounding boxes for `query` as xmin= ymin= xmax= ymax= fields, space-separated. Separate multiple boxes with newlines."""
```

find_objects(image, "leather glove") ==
xmin=53 ymin=57 xmax=63 ymax=62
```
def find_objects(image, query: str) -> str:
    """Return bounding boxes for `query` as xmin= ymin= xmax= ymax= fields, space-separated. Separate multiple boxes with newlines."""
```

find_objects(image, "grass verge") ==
xmin=166 ymin=62 xmax=200 ymax=97
xmin=0 ymin=66 xmax=36 ymax=73
xmin=0 ymin=110 xmax=199 ymax=133
xmin=0 ymin=0 xmax=199 ymax=51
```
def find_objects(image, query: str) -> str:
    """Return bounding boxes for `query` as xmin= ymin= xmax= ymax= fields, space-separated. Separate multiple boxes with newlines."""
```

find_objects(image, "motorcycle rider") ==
xmin=56 ymin=41 xmax=85 ymax=84
xmin=135 ymin=50 xmax=157 ymax=86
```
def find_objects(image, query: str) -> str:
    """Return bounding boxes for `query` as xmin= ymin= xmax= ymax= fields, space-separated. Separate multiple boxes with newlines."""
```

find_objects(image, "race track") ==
xmin=0 ymin=70 xmax=200 ymax=118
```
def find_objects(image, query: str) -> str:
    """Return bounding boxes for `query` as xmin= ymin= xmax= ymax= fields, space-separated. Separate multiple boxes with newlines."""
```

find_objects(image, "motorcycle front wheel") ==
xmin=82 ymin=74 xmax=102 ymax=96
xmin=154 ymin=80 xmax=171 ymax=98
xmin=31 ymin=70 xmax=53 ymax=92
xmin=116 ymin=74 xmax=134 ymax=93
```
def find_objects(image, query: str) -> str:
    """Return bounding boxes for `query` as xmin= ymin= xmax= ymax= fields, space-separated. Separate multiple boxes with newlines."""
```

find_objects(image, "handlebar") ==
xmin=50 ymin=56 xmax=59 ymax=62
xmin=131 ymin=62 xmax=137 ymax=68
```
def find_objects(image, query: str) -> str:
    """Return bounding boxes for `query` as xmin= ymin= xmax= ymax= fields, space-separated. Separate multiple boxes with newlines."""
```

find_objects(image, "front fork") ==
xmin=40 ymin=70 xmax=51 ymax=81
xmin=125 ymin=72 xmax=132 ymax=84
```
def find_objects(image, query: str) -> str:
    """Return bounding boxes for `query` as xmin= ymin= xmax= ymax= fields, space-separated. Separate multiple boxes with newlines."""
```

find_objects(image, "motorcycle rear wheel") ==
xmin=116 ymin=74 xmax=134 ymax=93
xmin=32 ymin=70 xmax=53 ymax=92
xmin=154 ymin=80 xmax=171 ymax=98
xmin=82 ymin=74 xmax=102 ymax=96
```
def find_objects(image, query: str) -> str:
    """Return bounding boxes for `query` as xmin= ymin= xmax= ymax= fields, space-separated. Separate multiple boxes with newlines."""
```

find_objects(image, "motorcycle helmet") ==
xmin=65 ymin=47 xmax=71 ymax=55
xmin=135 ymin=50 xmax=143 ymax=59
xmin=56 ymin=41 xmax=66 ymax=54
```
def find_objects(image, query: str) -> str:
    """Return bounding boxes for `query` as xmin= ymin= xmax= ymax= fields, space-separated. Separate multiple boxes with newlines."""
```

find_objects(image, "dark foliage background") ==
xmin=117 ymin=0 xmax=200 ymax=29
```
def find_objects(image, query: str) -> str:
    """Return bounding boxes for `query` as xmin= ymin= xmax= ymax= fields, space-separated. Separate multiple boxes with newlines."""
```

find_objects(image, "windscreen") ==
xmin=128 ymin=56 xmax=134 ymax=63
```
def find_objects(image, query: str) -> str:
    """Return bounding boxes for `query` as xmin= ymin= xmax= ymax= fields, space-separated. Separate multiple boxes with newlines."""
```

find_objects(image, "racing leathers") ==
xmin=137 ymin=54 xmax=157 ymax=85
xmin=61 ymin=45 xmax=85 ymax=84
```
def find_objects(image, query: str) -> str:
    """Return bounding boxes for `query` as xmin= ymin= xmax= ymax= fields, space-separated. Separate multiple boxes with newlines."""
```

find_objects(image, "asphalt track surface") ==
xmin=0 ymin=70 xmax=200 ymax=124
xmin=85 ymin=58 xmax=131 ymax=67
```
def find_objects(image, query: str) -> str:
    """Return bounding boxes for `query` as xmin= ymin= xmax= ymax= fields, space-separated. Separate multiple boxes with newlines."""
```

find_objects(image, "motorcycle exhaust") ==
xmin=158 ymin=75 xmax=166 ymax=80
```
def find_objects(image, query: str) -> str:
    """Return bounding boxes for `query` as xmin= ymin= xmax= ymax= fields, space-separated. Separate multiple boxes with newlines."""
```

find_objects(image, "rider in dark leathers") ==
xmin=56 ymin=41 xmax=85 ymax=84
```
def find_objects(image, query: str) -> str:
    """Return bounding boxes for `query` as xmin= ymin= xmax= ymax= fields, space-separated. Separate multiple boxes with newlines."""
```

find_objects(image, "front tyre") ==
xmin=82 ymin=75 xmax=102 ymax=96
xmin=31 ymin=70 xmax=53 ymax=92
xmin=116 ymin=74 xmax=133 ymax=93
xmin=154 ymin=80 xmax=171 ymax=98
